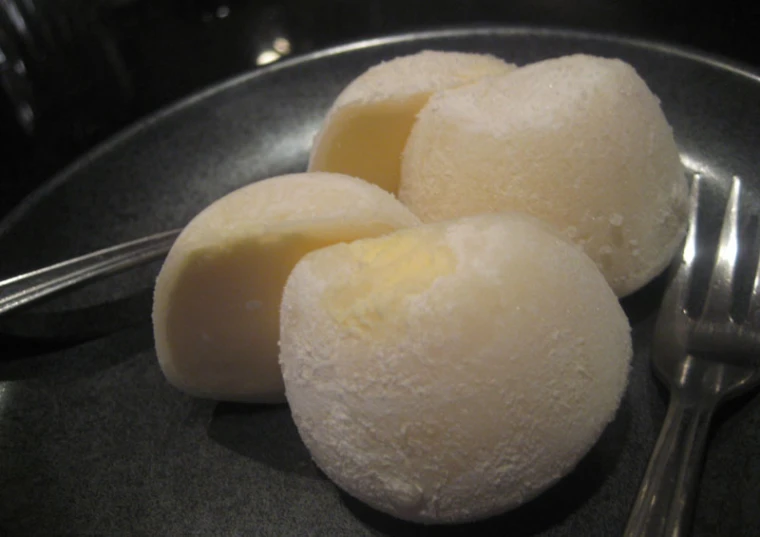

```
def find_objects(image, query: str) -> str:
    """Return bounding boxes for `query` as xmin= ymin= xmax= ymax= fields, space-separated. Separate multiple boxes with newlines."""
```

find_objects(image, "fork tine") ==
xmin=680 ymin=174 xmax=701 ymax=274
xmin=658 ymin=174 xmax=702 ymax=316
xmin=701 ymin=176 xmax=742 ymax=321
xmin=747 ymin=217 xmax=760 ymax=325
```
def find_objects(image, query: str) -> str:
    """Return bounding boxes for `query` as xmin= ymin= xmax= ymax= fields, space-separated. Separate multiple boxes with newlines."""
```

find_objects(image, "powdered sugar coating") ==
xmin=399 ymin=54 xmax=689 ymax=296
xmin=169 ymin=172 xmax=419 ymax=249
xmin=280 ymin=213 xmax=631 ymax=522
xmin=333 ymin=50 xmax=514 ymax=108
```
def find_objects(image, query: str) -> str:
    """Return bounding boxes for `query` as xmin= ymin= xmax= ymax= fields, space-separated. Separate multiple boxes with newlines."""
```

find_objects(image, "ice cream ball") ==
xmin=308 ymin=50 xmax=515 ymax=194
xmin=152 ymin=172 xmax=420 ymax=403
xmin=279 ymin=212 xmax=632 ymax=523
xmin=399 ymin=53 xmax=689 ymax=296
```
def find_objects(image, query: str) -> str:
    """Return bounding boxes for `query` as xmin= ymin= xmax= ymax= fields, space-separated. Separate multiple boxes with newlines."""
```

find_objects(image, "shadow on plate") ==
xmin=0 ymin=288 xmax=154 ymax=357
xmin=620 ymin=270 xmax=668 ymax=325
xmin=341 ymin=396 xmax=632 ymax=536
xmin=712 ymin=387 xmax=760 ymax=431
xmin=207 ymin=402 xmax=323 ymax=479
xmin=0 ymin=321 xmax=154 ymax=382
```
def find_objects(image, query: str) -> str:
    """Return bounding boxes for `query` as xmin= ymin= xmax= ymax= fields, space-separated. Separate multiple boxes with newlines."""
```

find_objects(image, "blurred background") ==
xmin=1 ymin=0 xmax=758 ymax=221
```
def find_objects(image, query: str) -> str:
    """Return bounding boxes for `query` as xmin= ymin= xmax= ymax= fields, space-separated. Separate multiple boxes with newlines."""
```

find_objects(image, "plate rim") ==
xmin=2 ymin=24 xmax=759 ymax=237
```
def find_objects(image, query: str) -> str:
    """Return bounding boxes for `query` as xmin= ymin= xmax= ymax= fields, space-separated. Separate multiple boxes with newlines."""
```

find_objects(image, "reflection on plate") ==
xmin=0 ymin=27 xmax=759 ymax=537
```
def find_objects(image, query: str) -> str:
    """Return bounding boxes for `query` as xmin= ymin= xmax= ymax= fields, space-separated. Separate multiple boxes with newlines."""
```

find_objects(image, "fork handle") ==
xmin=623 ymin=391 xmax=715 ymax=537
xmin=0 ymin=229 xmax=180 ymax=316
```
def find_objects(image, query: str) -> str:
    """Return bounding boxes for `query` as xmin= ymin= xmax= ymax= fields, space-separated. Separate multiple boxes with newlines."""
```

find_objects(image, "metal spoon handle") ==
xmin=623 ymin=390 xmax=715 ymax=537
xmin=0 ymin=229 xmax=180 ymax=316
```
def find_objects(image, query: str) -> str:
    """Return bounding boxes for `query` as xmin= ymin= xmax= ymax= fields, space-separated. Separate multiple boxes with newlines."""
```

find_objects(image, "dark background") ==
xmin=1 ymin=0 xmax=759 ymax=221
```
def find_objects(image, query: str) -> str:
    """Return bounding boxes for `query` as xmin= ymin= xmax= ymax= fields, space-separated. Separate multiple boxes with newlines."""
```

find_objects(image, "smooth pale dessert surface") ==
xmin=399 ymin=53 xmax=689 ymax=296
xmin=280 ymin=213 xmax=632 ymax=523
xmin=152 ymin=172 xmax=420 ymax=403
xmin=308 ymin=50 xmax=515 ymax=194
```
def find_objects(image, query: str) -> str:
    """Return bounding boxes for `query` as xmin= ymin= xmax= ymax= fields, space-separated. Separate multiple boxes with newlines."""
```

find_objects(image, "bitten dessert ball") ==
xmin=399 ymin=54 xmax=689 ymax=296
xmin=153 ymin=172 xmax=420 ymax=403
xmin=308 ymin=50 xmax=515 ymax=194
xmin=279 ymin=213 xmax=632 ymax=523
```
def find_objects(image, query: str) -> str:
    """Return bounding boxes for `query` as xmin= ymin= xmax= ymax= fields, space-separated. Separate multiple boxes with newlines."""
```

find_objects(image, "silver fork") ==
xmin=0 ymin=229 xmax=179 ymax=315
xmin=623 ymin=175 xmax=760 ymax=537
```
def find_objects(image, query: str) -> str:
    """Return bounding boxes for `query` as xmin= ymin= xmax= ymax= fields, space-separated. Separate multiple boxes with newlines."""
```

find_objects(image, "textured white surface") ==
xmin=399 ymin=54 xmax=689 ymax=296
xmin=309 ymin=50 xmax=515 ymax=193
xmin=280 ymin=213 xmax=632 ymax=523
xmin=332 ymin=50 xmax=515 ymax=108
xmin=153 ymin=172 xmax=420 ymax=403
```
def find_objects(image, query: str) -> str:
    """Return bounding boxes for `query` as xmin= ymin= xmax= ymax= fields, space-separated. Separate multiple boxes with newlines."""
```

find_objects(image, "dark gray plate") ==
xmin=1 ymin=27 xmax=759 ymax=537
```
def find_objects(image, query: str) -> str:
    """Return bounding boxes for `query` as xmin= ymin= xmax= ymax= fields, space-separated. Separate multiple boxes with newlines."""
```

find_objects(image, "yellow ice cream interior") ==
xmin=323 ymin=231 xmax=456 ymax=336
xmin=309 ymin=96 xmax=428 ymax=194
xmin=164 ymin=222 xmax=397 ymax=400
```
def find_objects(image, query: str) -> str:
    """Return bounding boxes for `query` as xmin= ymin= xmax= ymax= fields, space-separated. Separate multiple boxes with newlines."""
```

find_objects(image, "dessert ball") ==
xmin=309 ymin=50 xmax=515 ymax=194
xmin=153 ymin=172 xmax=420 ymax=403
xmin=280 ymin=212 xmax=631 ymax=522
xmin=399 ymin=54 xmax=689 ymax=296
